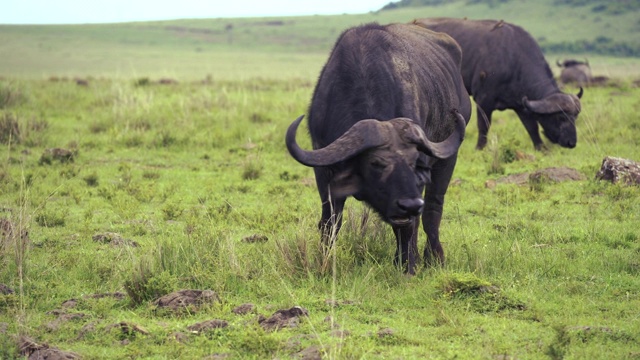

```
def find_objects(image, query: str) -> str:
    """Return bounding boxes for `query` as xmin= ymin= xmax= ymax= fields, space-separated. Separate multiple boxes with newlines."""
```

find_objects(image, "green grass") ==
xmin=1 ymin=73 xmax=639 ymax=359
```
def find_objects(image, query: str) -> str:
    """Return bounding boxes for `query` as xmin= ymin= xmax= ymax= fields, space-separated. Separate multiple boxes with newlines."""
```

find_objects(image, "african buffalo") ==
xmin=286 ymin=23 xmax=470 ymax=274
xmin=414 ymin=18 xmax=583 ymax=150
xmin=557 ymin=59 xmax=592 ymax=87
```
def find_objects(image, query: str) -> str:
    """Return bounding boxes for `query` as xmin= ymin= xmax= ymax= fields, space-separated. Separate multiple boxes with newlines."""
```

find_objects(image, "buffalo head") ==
xmin=286 ymin=113 xmax=465 ymax=226
xmin=522 ymin=87 xmax=583 ymax=148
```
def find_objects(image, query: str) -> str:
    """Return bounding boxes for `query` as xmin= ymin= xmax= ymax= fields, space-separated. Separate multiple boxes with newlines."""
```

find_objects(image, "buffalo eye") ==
xmin=371 ymin=158 xmax=388 ymax=170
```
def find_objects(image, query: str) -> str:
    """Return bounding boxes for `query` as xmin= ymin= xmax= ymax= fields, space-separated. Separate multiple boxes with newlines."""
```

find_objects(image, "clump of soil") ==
xmin=153 ymin=289 xmax=219 ymax=312
xmin=259 ymin=306 xmax=309 ymax=331
xmin=18 ymin=335 xmax=81 ymax=359
xmin=232 ymin=303 xmax=255 ymax=315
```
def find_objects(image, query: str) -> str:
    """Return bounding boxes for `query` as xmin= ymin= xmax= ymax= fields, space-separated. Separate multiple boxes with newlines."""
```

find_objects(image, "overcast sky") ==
xmin=2 ymin=0 xmax=394 ymax=25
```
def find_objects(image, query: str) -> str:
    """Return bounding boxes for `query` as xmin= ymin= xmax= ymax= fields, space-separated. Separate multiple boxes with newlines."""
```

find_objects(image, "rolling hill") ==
xmin=0 ymin=0 xmax=638 ymax=79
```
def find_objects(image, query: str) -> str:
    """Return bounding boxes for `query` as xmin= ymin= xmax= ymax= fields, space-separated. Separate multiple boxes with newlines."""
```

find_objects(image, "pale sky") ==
xmin=2 ymin=0 xmax=395 ymax=25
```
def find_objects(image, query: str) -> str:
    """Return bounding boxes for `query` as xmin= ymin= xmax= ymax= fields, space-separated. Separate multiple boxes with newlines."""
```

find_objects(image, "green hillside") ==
xmin=0 ymin=0 xmax=639 ymax=79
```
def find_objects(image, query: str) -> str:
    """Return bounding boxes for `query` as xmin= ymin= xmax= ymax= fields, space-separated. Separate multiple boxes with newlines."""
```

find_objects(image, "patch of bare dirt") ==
xmin=18 ymin=335 xmax=81 ymax=360
xmin=153 ymin=289 xmax=219 ymax=312
xmin=259 ymin=306 xmax=309 ymax=331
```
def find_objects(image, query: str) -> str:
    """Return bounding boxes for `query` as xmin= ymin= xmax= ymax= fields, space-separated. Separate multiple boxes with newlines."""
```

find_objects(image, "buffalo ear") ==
xmin=328 ymin=169 xmax=362 ymax=199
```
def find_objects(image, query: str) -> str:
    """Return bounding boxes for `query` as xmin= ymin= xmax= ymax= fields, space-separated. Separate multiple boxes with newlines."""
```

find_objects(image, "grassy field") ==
xmin=1 ymin=1 xmax=640 ymax=359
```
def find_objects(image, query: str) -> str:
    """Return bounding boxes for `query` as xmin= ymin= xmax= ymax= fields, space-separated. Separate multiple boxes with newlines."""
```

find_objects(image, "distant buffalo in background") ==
xmin=557 ymin=59 xmax=609 ymax=87
xmin=414 ymin=18 xmax=582 ymax=150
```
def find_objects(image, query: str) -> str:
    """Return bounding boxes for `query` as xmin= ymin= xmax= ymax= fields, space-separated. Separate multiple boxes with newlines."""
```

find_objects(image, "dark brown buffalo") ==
xmin=414 ymin=18 xmax=583 ymax=150
xmin=557 ymin=59 xmax=592 ymax=87
xmin=286 ymin=23 xmax=470 ymax=274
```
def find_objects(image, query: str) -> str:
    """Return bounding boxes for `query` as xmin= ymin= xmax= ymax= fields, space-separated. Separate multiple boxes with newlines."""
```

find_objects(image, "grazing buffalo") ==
xmin=414 ymin=18 xmax=583 ymax=150
xmin=557 ymin=59 xmax=592 ymax=87
xmin=286 ymin=23 xmax=470 ymax=274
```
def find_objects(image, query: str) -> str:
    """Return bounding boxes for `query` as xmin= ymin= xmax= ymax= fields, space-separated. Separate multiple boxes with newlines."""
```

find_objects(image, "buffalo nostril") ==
xmin=397 ymin=198 xmax=424 ymax=215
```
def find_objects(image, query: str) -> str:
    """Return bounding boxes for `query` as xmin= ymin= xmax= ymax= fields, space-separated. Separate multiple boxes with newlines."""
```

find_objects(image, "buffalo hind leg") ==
xmin=422 ymin=155 xmax=458 ymax=267
xmin=393 ymin=220 xmax=420 ymax=275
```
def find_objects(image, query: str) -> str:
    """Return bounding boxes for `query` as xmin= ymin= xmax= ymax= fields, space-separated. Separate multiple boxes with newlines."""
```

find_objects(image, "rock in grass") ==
xmin=596 ymin=156 xmax=640 ymax=185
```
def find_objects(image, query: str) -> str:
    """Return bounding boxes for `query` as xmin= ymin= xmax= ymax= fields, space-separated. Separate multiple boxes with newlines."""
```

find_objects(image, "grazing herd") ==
xmin=285 ymin=17 xmax=586 ymax=273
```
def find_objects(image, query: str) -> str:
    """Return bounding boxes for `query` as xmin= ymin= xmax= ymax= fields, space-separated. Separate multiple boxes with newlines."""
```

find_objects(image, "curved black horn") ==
xmin=410 ymin=110 xmax=466 ymax=159
xmin=285 ymin=115 xmax=387 ymax=167
xmin=577 ymin=87 xmax=583 ymax=99
xmin=523 ymin=93 xmax=581 ymax=115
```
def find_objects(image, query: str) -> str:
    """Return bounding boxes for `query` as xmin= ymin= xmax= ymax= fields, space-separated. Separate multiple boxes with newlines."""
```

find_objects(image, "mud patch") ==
xmin=260 ymin=306 xmax=309 ymax=331
xmin=153 ymin=289 xmax=219 ymax=312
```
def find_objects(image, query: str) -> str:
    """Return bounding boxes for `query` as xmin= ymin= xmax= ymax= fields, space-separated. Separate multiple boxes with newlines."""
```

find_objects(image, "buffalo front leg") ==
xmin=422 ymin=155 xmax=458 ymax=267
xmin=516 ymin=110 xmax=546 ymax=150
xmin=393 ymin=220 xmax=420 ymax=275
